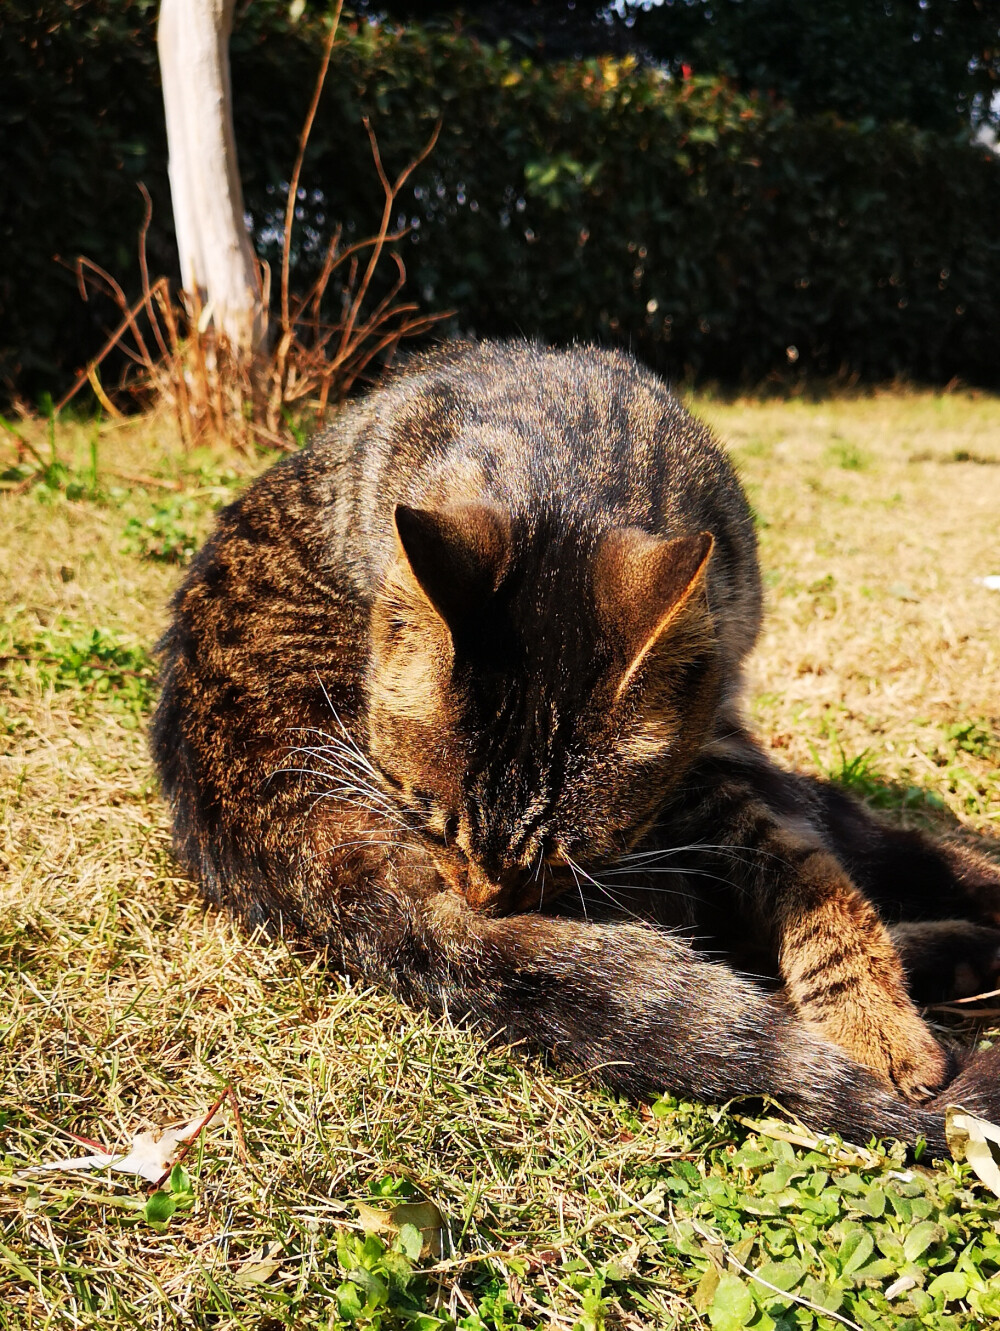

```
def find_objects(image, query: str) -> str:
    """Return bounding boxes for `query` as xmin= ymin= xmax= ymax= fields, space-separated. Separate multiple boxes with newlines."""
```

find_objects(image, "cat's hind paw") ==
xmin=889 ymin=920 xmax=1000 ymax=1004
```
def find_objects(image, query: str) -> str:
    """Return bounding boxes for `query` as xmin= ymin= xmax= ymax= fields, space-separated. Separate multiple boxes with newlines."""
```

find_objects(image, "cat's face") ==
xmin=367 ymin=502 xmax=720 ymax=913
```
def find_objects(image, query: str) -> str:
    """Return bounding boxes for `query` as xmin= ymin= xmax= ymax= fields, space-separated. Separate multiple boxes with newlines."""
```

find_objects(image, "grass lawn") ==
xmin=1 ymin=390 xmax=999 ymax=1330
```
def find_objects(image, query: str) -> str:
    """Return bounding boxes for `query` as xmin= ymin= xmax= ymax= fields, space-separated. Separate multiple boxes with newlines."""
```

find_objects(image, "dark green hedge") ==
xmin=353 ymin=0 xmax=1000 ymax=135
xmin=3 ymin=1 xmax=999 ymax=402
xmin=1 ymin=1 xmax=170 ymax=398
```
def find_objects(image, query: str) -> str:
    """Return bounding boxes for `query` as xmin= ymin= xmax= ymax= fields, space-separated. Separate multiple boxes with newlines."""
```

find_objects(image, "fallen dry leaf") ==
xmin=355 ymin=1197 xmax=444 ymax=1258
xmin=233 ymin=1242 xmax=284 ymax=1286
xmin=945 ymin=1105 xmax=1000 ymax=1198
xmin=18 ymin=1112 xmax=211 ymax=1185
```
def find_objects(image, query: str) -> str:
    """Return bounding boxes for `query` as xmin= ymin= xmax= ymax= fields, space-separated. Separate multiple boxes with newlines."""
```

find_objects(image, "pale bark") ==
xmin=157 ymin=0 xmax=265 ymax=358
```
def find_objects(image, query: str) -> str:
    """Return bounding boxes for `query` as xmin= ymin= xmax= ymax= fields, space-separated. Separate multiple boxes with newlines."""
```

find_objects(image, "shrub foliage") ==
xmin=3 ymin=1 xmax=999 ymax=401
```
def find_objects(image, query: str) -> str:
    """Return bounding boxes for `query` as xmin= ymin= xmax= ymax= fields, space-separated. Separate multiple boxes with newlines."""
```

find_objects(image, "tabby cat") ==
xmin=153 ymin=341 xmax=1000 ymax=1152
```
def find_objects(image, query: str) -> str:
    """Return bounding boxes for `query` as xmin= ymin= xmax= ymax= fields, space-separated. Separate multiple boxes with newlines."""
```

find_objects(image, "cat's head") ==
xmin=366 ymin=500 xmax=720 ymax=913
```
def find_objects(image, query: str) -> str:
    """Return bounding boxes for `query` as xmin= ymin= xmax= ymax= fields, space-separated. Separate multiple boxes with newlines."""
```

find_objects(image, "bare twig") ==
xmin=280 ymin=0 xmax=345 ymax=337
xmin=151 ymin=1084 xmax=246 ymax=1191
xmin=137 ymin=184 xmax=171 ymax=365
xmin=56 ymin=6 xmax=446 ymax=448
xmin=105 ymin=468 xmax=184 ymax=491
xmin=54 ymin=277 xmax=169 ymax=416
xmin=929 ymin=985 xmax=1000 ymax=1006
xmin=926 ymin=1003 xmax=1000 ymax=1017
xmin=337 ymin=116 xmax=442 ymax=362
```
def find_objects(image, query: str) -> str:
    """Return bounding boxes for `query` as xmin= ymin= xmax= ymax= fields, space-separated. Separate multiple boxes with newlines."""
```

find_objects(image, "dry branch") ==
xmin=56 ymin=4 xmax=448 ymax=450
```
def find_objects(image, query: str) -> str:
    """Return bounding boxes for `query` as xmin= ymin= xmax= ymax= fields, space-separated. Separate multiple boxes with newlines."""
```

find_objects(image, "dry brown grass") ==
xmin=57 ymin=8 xmax=446 ymax=452
xmin=1 ymin=391 xmax=998 ymax=1330
xmin=697 ymin=390 xmax=1000 ymax=836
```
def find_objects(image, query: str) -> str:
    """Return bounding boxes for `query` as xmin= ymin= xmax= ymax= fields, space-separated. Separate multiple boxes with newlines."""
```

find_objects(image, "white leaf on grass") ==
xmin=973 ymin=575 xmax=1000 ymax=591
xmin=885 ymin=1275 xmax=917 ymax=1300
xmin=18 ymin=1112 xmax=210 ymax=1185
xmin=945 ymin=1105 xmax=1000 ymax=1198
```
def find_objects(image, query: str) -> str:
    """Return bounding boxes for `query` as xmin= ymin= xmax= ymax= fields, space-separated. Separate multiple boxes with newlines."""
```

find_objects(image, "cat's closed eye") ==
xmin=414 ymin=796 xmax=461 ymax=849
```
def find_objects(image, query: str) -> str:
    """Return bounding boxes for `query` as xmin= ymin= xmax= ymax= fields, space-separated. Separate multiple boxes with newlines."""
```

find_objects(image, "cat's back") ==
xmin=315 ymin=340 xmax=762 ymax=668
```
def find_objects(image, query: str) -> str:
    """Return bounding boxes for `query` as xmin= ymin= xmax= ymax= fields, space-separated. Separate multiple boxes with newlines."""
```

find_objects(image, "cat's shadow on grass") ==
xmin=820 ymin=749 xmax=999 ymax=864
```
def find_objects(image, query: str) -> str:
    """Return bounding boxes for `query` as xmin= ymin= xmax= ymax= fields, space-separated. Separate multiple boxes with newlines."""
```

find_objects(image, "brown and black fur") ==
xmin=152 ymin=341 xmax=1000 ymax=1153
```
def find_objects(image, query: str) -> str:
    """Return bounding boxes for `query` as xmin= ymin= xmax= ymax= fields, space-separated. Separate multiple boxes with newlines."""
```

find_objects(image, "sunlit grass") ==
xmin=1 ymin=392 xmax=999 ymax=1329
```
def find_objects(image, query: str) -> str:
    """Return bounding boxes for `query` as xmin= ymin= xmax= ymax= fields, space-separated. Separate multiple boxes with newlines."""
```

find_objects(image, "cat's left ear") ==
xmin=393 ymin=502 xmax=510 ymax=632
xmin=595 ymin=528 xmax=715 ymax=695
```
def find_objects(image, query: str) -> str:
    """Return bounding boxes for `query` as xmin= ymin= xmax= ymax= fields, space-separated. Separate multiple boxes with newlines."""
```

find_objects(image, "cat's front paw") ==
xmin=812 ymin=1001 xmax=949 ymax=1102
xmin=868 ymin=1000 xmax=953 ymax=1096
xmin=880 ymin=1020 xmax=951 ymax=1103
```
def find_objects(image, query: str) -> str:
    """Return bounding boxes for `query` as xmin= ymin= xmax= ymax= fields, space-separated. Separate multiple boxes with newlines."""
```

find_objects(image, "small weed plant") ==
xmin=123 ymin=497 xmax=204 ymax=565
xmin=1 ymin=618 xmax=156 ymax=722
xmin=1 ymin=404 xmax=104 ymax=502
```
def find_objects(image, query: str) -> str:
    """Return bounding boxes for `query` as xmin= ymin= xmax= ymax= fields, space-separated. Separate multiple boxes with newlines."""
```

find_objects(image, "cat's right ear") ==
xmin=595 ymin=527 xmax=715 ymax=696
xmin=393 ymin=502 xmax=510 ymax=632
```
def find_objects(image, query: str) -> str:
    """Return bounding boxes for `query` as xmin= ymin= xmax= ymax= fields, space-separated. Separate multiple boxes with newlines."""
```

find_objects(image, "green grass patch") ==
xmin=122 ymin=496 xmax=206 ymax=565
xmin=1 ymin=617 xmax=156 ymax=720
xmin=121 ymin=466 xmax=244 ymax=565
xmin=824 ymin=439 xmax=868 ymax=472
xmin=810 ymin=740 xmax=946 ymax=816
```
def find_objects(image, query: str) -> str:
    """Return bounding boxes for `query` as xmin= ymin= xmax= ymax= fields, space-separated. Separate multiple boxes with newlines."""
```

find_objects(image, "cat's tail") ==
xmin=361 ymin=894 xmax=1000 ymax=1156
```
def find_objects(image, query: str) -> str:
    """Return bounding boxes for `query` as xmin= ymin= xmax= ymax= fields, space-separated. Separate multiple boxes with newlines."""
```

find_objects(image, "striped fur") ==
xmin=152 ymin=341 xmax=1000 ymax=1151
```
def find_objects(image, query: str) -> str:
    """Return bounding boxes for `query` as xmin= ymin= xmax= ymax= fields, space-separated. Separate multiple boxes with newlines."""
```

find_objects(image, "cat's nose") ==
xmin=462 ymin=864 xmax=522 ymax=913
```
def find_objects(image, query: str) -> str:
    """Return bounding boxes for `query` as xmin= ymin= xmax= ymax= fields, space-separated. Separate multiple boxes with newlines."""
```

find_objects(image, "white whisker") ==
xmin=615 ymin=840 xmax=794 ymax=872
xmin=566 ymin=857 xmax=589 ymax=923
xmin=301 ymin=836 xmax=416 ymax=866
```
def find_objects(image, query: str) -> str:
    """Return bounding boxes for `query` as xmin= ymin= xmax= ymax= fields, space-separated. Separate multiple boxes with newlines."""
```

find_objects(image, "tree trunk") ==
xmin=157 ymin=0 xmax=265 ymax=360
